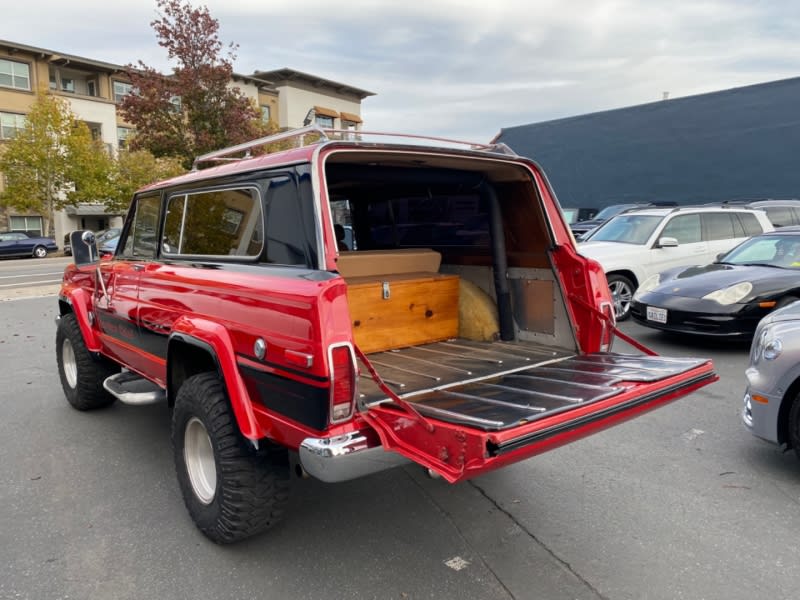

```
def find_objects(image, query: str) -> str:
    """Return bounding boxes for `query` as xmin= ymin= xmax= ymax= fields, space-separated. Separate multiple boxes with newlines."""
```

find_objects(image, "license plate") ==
xmin=646 ymin=306 xmax=667 ymax=323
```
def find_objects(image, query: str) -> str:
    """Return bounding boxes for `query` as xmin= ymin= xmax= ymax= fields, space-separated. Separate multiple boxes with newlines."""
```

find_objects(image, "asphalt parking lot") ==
xmin=1 ymin=293 xmax=799 ymax=600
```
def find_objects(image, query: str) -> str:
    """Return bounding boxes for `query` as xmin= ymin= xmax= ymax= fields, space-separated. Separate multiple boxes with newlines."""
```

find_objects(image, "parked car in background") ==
xmin=739 ymin=200 xmax=800 ymax=229
xmin=570 ymin=203 xmax=646 ymax=239
xmin=743 ymin=299 xmax=800 ymax=460
xmin=63 ymin=233 xmax=73 ymax=256
xmin=578 ymin=205 xmax=774 ymax=320
xmin=95 ymin=227 xmax=122 ymax=256
xmin=561 ymin=207 xmax=598 ymax=225
xmin=631 ymin=228 xmax=800 ymax=337
xmin=0 ymin=231 xmax=58 ymax=259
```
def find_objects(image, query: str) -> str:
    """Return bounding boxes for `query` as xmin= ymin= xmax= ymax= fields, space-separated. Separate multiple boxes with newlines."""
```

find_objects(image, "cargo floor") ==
xmin=359 ymin=340 xmax=709 ymax=431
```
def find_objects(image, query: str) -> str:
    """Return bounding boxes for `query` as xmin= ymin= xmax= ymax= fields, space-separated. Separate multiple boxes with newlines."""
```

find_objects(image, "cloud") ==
xmin=3 ymin=0 xmax=800 ymax=140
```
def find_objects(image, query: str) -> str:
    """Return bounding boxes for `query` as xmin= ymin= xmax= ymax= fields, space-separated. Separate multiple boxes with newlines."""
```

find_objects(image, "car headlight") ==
xmin=702 ymin=281 xmax=752 ymax=305
xmin=752 ymin=326 xmax=782 ymax=363
xmin=633 ymin=274 xmax=660 ymax=301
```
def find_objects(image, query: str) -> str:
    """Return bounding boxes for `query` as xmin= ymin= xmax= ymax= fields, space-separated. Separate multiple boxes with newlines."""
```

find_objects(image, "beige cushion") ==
xmin=337 ymin=249 xmax=442 ymax=278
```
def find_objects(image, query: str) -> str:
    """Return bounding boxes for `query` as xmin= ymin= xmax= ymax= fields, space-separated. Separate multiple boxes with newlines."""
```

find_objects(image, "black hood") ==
xmin=655 ymin=263 xmax=800 ymax=299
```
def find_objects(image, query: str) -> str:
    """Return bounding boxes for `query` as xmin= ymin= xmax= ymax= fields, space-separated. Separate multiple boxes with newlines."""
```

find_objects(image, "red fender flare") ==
xmin=170 ymin=316 xmax=264 ymax=441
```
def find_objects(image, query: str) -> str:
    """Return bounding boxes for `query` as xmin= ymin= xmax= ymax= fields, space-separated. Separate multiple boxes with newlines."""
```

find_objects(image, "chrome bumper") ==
xmin=299 ymin=432 xmax=408 ymax=483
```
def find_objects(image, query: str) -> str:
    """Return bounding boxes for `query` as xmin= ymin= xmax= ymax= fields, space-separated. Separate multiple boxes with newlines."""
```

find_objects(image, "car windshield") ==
xmin=592 ymin=204 xmax=638 ymax=220
xmin=562 ymin=208 xmax=578 ymax=223
xmin=586 ymin=214 xmax=663 ymax=244
xmin=720 ymin=235 xmax=800 ymax=268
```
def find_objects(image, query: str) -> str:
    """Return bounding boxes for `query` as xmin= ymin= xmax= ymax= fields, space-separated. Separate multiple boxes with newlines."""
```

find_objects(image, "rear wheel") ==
xmin=172 ymin=372 xmax=290 ymax=544
xmin=607 ymin=274 xmax=635 ymax=321
xmin=33 ymin=245 xmax=48 ymax=258
xmin=56 ymin=313 xmax=118 ymax=410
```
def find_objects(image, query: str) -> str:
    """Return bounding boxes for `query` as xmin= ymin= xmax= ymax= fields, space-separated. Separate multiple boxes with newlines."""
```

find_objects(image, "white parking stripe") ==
xmin=0 ymin=272 xmax=64 ymax=279
xmin=0 ymin=279 xmax=61 ymax=288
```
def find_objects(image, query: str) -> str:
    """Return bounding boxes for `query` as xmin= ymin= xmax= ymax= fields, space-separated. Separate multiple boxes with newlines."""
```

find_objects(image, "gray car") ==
xmin=743 ymin=300 xmax=800 ymax=458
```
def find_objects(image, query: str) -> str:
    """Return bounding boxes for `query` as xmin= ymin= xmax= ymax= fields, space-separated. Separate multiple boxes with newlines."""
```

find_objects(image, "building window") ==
xmin=0 ymin=112 xmax=26 ymax=139
xmin=168 ymin=95 xmax=182 ymax=113
xmin=117 ymin=127 xmax=132 ymax=150
xmin=0 ymin=59 xmax=31 ymax=91
xmin=113 ymin=81 xmax=133 ymax=103
xmin=9 ymin=216 xmax=43 ymax=236
xmin=260 ymin=105 xmax=271 ymax=124
xmin=315 ymin=115 xmax=334 ymax=128
xmin=87 ymin=80 xmax=97 ymax=97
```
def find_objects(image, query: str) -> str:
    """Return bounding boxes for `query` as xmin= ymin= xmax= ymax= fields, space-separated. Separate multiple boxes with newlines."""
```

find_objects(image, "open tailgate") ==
xmin=359 ymin=352 xmax=717 ymax=483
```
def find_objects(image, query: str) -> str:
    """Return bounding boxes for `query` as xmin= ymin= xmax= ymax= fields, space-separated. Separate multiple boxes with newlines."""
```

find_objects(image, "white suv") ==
xmin=579 ymin=206 xmax=774 ymax=319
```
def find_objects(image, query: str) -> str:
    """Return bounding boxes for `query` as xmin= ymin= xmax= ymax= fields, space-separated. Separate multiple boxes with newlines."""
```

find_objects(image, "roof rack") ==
xmin=192 ymin=125 xmax=517 ymax=169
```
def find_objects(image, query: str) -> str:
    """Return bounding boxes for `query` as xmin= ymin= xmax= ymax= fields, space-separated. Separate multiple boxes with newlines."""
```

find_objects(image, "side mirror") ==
xmin=70 ymin=230 xmax=99 ymax=267
xmin=658 ymin=236 xmax=679 ymax=248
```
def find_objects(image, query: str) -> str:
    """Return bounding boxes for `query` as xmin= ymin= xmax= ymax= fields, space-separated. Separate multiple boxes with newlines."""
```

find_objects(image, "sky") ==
xmin=3 ymin=0 xmax=800 ymax=142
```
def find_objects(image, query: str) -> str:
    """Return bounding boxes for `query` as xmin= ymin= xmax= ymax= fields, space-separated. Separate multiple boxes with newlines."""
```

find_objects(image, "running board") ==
xmin=104 ymin=372 xmax=166 ymax=405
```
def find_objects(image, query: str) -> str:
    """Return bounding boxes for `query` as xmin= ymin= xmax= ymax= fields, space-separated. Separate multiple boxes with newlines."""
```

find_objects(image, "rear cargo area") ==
xmin=319 ymin=145 xmax=715 ymax=483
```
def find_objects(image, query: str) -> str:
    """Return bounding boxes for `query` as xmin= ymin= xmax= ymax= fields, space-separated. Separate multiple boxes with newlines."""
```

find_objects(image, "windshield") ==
xmin=587 ymin=214 xmax=663 ymax=244
xmin=721 ymin=235 xmax=800 ymax=268
xmin=593 ymin=204 xmax=638 ymax=220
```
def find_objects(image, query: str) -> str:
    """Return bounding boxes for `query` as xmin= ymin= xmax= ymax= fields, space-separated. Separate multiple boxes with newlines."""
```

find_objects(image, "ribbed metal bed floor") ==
xmin=359 ymin=339 xmax=708 ymax=431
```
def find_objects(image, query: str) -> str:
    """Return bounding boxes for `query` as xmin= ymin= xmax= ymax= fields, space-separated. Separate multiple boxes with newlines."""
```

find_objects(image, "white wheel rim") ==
xmin=35 ymin=247 xmax=46 ymax=257
xmin=62 ymin=338 xmax=78 ymax=389
xmin=184 ymin=417 xmax=217 ymax=504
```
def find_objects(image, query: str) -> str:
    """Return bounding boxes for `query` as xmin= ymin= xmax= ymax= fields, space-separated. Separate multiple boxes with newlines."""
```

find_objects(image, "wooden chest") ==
xmin=346 ymin=273 xmax=460 ymax=354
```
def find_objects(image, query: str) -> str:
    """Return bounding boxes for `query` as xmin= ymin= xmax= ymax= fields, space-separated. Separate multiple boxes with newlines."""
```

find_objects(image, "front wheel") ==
xmin=607 ymin=274 xmax=635 ymax=321
xmin=788 ymin=394 xmax=800 ymax=461
xmin=172 ymin=372 xmax=290 ymax=544
xmin=33 ymin=245 xmax=48 ymax=258
xmin=56 ymin=313 xmax=118 ymax=410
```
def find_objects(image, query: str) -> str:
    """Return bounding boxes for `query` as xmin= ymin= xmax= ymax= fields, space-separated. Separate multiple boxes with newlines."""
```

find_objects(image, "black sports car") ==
xmin=630 ymin=228 xmax=800 ymax=338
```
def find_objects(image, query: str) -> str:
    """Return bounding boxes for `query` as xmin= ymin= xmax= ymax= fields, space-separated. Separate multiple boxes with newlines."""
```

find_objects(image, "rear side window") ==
xmin=661 ymin=214 xmax=701 ymax=244
xmin=702 ymin=213 xmax=736 ymax=241
xmin=736 ymin=212 xmax=764 ymax=236
xmin=163 ymin=187 xmax=263 ymax=257
xmin=764 ymin=207 xmax=797 ymax=228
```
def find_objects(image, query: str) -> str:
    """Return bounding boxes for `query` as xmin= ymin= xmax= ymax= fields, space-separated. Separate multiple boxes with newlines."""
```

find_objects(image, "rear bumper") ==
xmin=299 ymin=431 xmax=409 ymax=482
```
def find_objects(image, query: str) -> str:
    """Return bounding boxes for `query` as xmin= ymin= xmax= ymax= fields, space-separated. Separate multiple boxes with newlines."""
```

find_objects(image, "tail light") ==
xmin=329 ymin=343 xmax=357 ymax=423
xmin=599 ymin=301 xmax=616 ymax=352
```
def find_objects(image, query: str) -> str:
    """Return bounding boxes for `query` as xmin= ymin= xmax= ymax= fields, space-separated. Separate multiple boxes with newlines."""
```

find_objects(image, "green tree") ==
xmin=106 ymin=149 xmax=185 ymax=213
xmin=120 ymin=0 xmax=270 ymax=168
xmin=0 ymin=91 xmax=114 ymax=236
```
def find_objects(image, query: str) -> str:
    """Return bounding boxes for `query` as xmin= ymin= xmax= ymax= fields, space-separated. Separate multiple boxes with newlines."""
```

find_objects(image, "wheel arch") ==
xmin=166 ymin=335 xmax=221 ymax=407
xmin=606 ymin=269 xmax=639 ymax=288
xmin=777 ymin=375 xmax=800 ymax=446
xmin=167 ymin=319 xmax=265 ymax=441
xmin=57 ymin=288 xmax=101 ymax=351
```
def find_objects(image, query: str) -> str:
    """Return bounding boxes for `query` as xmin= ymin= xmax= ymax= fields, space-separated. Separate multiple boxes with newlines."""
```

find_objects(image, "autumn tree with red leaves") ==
xmin=120 ymin=0 xmax=269 ymax=168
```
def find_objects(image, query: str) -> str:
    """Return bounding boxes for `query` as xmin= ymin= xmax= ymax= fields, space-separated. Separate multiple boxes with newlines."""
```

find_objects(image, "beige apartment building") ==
xmin=0 ymin=39 xmax=374 ymax=249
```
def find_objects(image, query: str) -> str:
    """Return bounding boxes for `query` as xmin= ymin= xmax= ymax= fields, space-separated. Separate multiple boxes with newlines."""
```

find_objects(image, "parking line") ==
xmin=0 ymin=279 xmax=62 ymax=288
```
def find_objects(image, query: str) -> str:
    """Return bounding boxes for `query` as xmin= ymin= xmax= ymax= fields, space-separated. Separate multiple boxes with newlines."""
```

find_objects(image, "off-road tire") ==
xmin=607 ymin=274 xmax=635 ymax=321
xmin=171 ymin=372 xmax=290 ymax=544
xmin=56 ymin=313 xmax=118 ymax=410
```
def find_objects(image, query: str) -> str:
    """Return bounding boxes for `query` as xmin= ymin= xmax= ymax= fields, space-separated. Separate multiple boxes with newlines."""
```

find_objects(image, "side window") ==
xmin=737 ymin=212 xmax=764 ymax=236
xmin=163 ymin=187 xmax=263 ymax=257
xmin=263 ymin=174 xmax=316 ymax=266
xmin=765 ymin=207 xmax=794 ymax=228
xmin=703 ymin=213 xmax=735 ymax=241
xmin=120 ymin=195 xmax=161 ymax=259
xmin=660 ymin=214 xmax=701 ymax=244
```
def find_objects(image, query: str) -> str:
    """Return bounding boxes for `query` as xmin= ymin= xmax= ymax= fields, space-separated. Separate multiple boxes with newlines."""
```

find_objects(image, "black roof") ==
xmin=495 ymin=77 xmax=800 ymax=210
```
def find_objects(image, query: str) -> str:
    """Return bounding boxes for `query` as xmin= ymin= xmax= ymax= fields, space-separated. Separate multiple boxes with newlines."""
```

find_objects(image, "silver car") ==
xmin=743 ymin=301 xmax=800 ymax=458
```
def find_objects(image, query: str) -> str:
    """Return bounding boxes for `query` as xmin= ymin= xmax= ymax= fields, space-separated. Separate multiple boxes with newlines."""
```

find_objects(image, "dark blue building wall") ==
xmin=495 ymin=77 xmax=800 ymax=210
